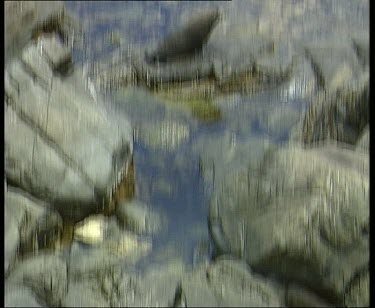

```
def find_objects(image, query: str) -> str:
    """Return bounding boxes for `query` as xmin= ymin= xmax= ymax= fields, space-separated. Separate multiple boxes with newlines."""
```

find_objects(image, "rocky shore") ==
xmin=4 ymin=1 xmax=368 ymax=307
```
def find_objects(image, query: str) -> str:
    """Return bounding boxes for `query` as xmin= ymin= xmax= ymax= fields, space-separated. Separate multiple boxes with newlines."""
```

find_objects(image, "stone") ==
xmin=352 ymin=35 xmax=369 ymax=67
xmin=21 ymin=42 xmax=53 ymax=88
xmin=6 ymin=253 xmax=68 ymax=307
xmin=70 ymin=217 xmax=151 ymax=277
xmin=5 ymin=1 xmax=65 ymax=62
xmin=286 ymin=284 xmax=333 ymax=307
xmin=61 ymin=280 xmax=110 ymax=307
xmin=38 ymin=34 xmax=73 ymax=74
xmin=293 ymin=85 xmax=368 ymax=146
xmin=5 ymin=284 xmax=45 ymax=307
xmin=73 ymin=214 xmax=107 ymax=245
xmin=209 ymin=142 xmax=368 ymax=305
xmin=116 ymin=200 xmax=165 ymax=235
xmin=344 ymin=270 xmax=369 ymax=307
xmin=145 ymin=9 xmax=220 ymax=63
xmin=305 ymin=40 xmax=367 ymax=92
xmin=5 ymin=43 xmax=133 ymax=219
xmin=355 ymin=125 xmax=369 ymax=153
xmin=206 ymin=258 xmax=283 ymax=307
xmin=5 ymin=187 xmax=62 ymax=274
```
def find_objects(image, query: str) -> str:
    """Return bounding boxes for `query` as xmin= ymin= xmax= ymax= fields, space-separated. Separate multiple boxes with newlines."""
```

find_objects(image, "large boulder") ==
xmin=5 ymin=33 xmax=133 ymax=220
xmin=209 ymin=142 xmax=368 ymax=305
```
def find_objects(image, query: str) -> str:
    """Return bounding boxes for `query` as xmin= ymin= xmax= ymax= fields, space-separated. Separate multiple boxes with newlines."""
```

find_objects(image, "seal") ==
xmin=145 ymin=9 xmax=220 ymax=64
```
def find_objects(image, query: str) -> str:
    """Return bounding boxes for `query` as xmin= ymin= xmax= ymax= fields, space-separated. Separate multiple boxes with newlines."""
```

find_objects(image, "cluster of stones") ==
xmin=4 ymin=1 xmax=368 ymax=307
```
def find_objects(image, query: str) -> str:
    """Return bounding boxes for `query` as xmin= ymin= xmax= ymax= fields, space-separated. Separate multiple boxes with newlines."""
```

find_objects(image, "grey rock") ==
xmin=352 ymin=35 xmax=369 ymax=67
xmin=292 ymin=85 xmax=368 ymax=146
xmin=145 ymin=9 xmax=220 ymax=63
xmin=5 ymin=284 xmax=45 ymax=307
xmin=70 ymin=217 xmax=151 ymax=277
xmin=180 ymin=264 xmax=219 ymax=307
xmin=116 ymin=200 xmax=165 ymax=235
xmin=5 ymin=187 xmax=62 ymax=274
xmin=355 ymin=125 xmax=369 ymax=153
xmin=100 ymin=261 xmax=185 ymax=307
xmin=5 ymin=1 xmax=65 ymax=63
xmin=177 ymin=258 xmax=283 ymax=307
xmin=286 ymin=283 xmax=333 ymax=307
xmin=210 ymin=142 xmax=368 ymax=305
xmin=21 ymin=42 xmax=53 ymax=88
xmin=206 ymin=258 xmax=283 ymax=307
xmin=61 ymin=280 xmax=110 ymax=307
xmin=4 ymin=103 xmax=96 ymax=211
xmin=305 ymin=39 xmax=367 ymax=92
xmin=38 ymin=34 xmax=73 ymax=74
xmin=5 ymin=39 xmax=133 ymax=219
xmin=6 ymin=253 xmax=68 ymax=307
xmin=344 ymin=270 xmax=369 ymax=307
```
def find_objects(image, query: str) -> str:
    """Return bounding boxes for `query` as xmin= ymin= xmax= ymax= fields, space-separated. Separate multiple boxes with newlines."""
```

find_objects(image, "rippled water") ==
xmin=64 ymin=0 xmax=366 ymax=269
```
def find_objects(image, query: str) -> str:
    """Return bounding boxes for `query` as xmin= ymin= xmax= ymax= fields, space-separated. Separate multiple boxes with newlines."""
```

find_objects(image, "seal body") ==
xmin=146 ymin=9 xmax=220 ymax=64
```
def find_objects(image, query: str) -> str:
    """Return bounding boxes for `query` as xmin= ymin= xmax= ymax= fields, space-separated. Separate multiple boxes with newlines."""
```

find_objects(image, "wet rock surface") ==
xmin=4 ymin=0 xmax=369 ymax=307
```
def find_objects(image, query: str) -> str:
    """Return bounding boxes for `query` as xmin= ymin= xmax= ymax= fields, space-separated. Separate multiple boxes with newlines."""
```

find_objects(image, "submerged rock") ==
xmin=116 ymin=200 xmax=165 ymax=236
xmin=134 ymin=120 xmax=190 ymax=152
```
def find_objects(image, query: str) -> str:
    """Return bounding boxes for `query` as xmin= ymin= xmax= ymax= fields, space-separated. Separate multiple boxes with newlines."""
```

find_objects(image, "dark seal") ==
xmin=145 ymin=9 xmax=220 ymax=64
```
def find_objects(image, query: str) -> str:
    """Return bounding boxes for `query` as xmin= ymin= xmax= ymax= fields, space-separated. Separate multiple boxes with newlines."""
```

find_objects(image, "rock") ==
xmin=344 ymin=270 xmax=369 ymax=307
xmin=355 ymin=125 xmax=369 ymax=153
xmin=98 ymin=261 xmax=185 ymax=307
xmin=286 ymin=284 xmax=333 ymax=307
xmin=5 ymin=284 xmax=45 ymax=307
xmin=38 ymin=34 xmax=73 ymax=74
xmin=116 ymin=200 xmax=165 ymax=235
xmin=20 ymin=41 xmax=54 ymax=88
xmin=293 ymin=85 xmax=368 ymax=146
xmin=4 ymin=103 xmax=96 ymax=213
xmin=5 ymin=1 xmax=65 ymax=62
xmin=5 ymin=37 xmax=133 ymax=220
xmin=61 ymin=280 xmax=110 ymax=307
xmin=304 ymin=39 xmax=367 ymax=92
xmin=70 ymin=216 xmax=151 ymax=276
xmin=73 ymin=214 xmax=107 ymax=245
xmin=206 ymin=258 xmax=283 ymax=307
xmin=5 ymin=187 xmax=62 ymax=274
xmin=352 ymin=35 xmax=369 ymax=67
xmin=145 ymin=9 xmax=220 ymax=63
xmin=6 ymin=253 xmax=68 ymax=307
xmin=209 ymin=142 xmax=368 ymax=305
xmin=177 ymin=258 xmax=283 ymax=307
xmin=180 ymin=264 xmax=219 ymax=307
